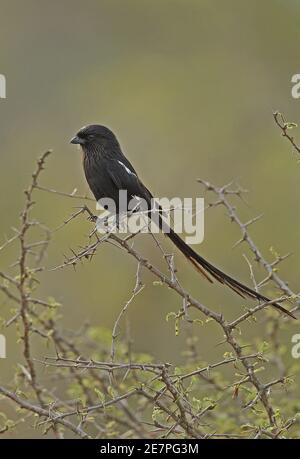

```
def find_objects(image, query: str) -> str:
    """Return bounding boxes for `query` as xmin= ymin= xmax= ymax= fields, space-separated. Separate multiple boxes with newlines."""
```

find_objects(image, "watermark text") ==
xmin=0 ymin=74 xmax=6 ymax=99
xmin=95 ymin=191 xmax=205 ymax=245
xmin=0 ymin=334 xmax=6 ymax=358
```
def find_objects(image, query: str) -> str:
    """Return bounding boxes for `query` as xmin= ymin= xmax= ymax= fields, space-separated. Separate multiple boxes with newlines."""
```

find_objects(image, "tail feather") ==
xmin=165 ymin=226 xmax=296 ymax=320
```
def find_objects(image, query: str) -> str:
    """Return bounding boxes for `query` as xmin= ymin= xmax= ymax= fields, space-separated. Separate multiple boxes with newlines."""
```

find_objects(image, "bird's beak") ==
xmin=70 ymin=135 xmax=84 ymax=145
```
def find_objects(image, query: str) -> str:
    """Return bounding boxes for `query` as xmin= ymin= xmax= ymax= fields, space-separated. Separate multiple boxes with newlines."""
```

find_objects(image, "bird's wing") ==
xmin=106 ymin=158 xmax=152 ymax=203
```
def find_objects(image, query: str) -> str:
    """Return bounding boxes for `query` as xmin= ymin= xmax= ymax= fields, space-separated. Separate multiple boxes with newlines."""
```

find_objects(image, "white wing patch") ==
xmin=118 ymin=160 xmax=136 ymax=176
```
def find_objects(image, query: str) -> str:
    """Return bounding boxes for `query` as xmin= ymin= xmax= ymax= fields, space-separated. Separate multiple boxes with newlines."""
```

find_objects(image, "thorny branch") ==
xmin=273 ymin=111 xmax=300 ymax=156
xmin=0 ymin=127 xmax=299 ymax=438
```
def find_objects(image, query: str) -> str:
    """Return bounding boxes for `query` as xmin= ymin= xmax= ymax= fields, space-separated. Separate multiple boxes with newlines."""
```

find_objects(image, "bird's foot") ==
xmin=87 ymin=214 xmax=98 ymax=223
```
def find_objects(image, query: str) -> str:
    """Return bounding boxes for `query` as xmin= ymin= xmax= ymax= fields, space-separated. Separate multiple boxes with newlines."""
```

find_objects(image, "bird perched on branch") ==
xmin=70 ymin=124 xmax=296 ymax=319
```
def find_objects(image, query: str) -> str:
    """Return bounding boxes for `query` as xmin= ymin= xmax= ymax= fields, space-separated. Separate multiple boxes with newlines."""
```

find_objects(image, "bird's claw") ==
xmin=88 ymin=214 xmax=98 ymax=223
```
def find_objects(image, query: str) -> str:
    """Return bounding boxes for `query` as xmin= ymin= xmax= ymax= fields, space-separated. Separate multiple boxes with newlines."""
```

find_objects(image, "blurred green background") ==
xmin=1 ymin=0 xmax=300 ymax=433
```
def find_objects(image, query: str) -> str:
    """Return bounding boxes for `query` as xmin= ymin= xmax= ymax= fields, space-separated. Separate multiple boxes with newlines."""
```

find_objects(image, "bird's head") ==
xmin=70 ymin=125 xmax=118 ymax=151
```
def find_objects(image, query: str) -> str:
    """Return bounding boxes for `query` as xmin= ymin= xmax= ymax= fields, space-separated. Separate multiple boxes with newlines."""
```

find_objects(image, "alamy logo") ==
xmin=95 ymin=191 xmax=205 ymax=245
xmin=0 ymin=74 xmax=6 ymax=99
xmin=291 ymin=334 xmax=300 ymax=359
xmin=291 ymin=74 xmax=300 ymax=99
xmin=0 ymin=334 xmax=6 ymax=358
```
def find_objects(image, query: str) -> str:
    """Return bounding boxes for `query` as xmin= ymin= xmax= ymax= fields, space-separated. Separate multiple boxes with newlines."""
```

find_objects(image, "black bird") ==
xmin=70 ymin=124 xmax=296 ymax=319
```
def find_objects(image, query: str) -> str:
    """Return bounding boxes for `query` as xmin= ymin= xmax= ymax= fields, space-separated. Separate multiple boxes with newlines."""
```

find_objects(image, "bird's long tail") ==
xmin=160 ymin=219 xmax=296 ymax=319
